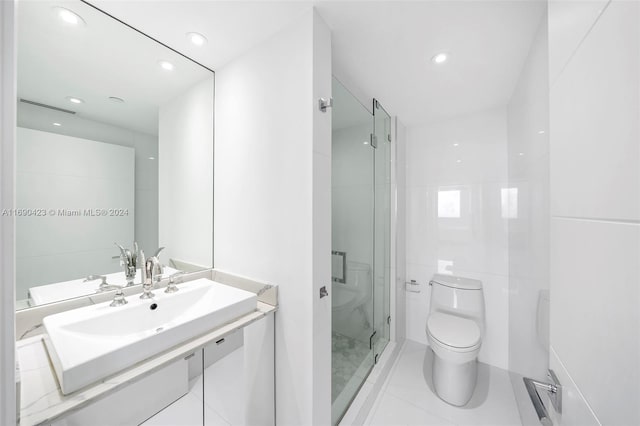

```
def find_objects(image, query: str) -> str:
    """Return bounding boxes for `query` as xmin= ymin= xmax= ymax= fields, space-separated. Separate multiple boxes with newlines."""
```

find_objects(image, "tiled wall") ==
xmin=548 ymin=1 xmax=639 ymax=424
xmin=15 ymin=128 xmax=134 ymax=299
xmin=17 ymin=102 xmax=159 ymax=260
xmin=405 ymin=108 xmax=509 ymax=370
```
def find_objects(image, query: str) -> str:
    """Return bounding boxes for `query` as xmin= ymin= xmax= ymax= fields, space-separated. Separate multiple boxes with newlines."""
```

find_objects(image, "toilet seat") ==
xmin=427 ymin=312 xmax=481 ymax=351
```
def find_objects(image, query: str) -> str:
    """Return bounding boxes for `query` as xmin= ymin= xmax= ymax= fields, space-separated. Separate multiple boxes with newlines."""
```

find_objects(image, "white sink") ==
xmin=43 ymin=278 xmax=257 ymax=394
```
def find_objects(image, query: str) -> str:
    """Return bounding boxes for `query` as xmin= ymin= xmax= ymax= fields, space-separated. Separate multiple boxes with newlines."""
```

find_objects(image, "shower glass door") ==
xmin=331 ymin=77 xmax=375 ymax=425
xmin=372 ymin=99 xmax=392 ymax=359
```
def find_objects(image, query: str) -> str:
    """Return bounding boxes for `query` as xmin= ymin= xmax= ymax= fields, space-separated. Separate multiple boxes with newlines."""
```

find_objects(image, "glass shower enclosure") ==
xmin=331 ymin=77 xmax=391 ymax=424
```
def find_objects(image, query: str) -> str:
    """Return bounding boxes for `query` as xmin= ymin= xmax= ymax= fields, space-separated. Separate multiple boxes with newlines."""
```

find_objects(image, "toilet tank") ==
xmin=346 ymin=261 xmax=372 ymax=296
xmin=429 ymin=274 xmax=485 ymax=332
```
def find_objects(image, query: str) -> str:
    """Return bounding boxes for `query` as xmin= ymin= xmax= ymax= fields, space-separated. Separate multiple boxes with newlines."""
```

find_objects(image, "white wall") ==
xmin=15 ymin=128 xmax=135 ymax=299
xmin=0 ymin=1 xmax=16 ymax=424
xmin=548 ymin=1 xmax=639 ymax=425
xmin=17 ymin=104 xmax=159 ymax=259
xmin=405 ymin=108 xmax=509 ymax=370
xmin=506 ymin=13 xmax=550 ymax=381
xmin=213 ymin=8 xmax=332 ymax=425
xmin=159 ymin=76 xmax=214 ymax=268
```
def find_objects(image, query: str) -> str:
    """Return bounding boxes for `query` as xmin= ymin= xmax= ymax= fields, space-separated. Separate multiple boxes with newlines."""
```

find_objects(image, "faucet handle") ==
xmin=165 ymin=271 xmax=184 ymax=293
xmin=170 ymin=271 xmax=185 ymax=282
xmin=132 ymin=241 xmax=139 ymax=266
xmin=84 ymin=274 xmax=108 ymax=288
xmin=110 ymin=288 xmax=128 ymax=307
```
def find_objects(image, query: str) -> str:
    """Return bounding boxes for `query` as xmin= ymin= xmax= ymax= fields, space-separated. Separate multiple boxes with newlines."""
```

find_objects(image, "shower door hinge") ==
xmin=319 ymin=97 xmax=333 ymax=113
xmin=387 ymin=315 xmax=391 ymax=325
xmin=374 ymin=353 xmax=379 ymax=364
xmin=369 ymin=330 xmax=377 ymax=350
xmin=370 ymin=133 xmax=378 ymax=149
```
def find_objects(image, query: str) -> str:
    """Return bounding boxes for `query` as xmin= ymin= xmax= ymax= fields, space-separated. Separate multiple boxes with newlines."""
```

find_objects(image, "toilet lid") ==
xmin=427 ymin=312 xmax=481 ymax=349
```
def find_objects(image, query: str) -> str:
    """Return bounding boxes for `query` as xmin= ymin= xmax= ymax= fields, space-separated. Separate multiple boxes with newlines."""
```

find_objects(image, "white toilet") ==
xmin=332 ymin=261 xmax=372 ymax=340
xmin=426 ymin=274 xmax=485 ymax=406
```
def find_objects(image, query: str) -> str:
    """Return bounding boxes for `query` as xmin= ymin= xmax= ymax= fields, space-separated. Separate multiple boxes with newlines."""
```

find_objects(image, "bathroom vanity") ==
xmin=16 ymin=269 xmax=277 ymax=426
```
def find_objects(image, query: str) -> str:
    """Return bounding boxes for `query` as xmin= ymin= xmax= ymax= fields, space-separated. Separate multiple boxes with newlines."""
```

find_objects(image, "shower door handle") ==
xmin=331 ymin=250 xmax=347 ymax=284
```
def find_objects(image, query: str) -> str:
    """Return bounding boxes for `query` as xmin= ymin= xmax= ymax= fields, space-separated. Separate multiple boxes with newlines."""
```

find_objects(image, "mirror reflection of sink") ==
xmin=28 ymin=267 xmax=181 ymax=306
xmin=43 ymin=278 xmax=257 ymax=394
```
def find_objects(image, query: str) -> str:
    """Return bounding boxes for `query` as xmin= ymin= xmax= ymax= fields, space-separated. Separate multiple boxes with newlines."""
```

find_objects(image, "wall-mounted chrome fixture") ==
xmin=319 ymin=97 xmax=333 ymax=113
xmin=320 ymin=286 xmax=329 ymax=299
xmin=524 ymin=370 xmax=562 ymax=426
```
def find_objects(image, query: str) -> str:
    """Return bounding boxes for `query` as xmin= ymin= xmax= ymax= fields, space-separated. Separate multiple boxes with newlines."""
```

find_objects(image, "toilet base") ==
xmin=432 ymin=354 xmax=478 ymax=406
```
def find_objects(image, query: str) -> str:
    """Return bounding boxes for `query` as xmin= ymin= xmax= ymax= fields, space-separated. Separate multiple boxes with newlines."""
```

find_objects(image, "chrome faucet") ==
xmin=139 ymin=248 xmax=165 ymax=299
xmin=115 ymin=242 xmax=139 ymax=286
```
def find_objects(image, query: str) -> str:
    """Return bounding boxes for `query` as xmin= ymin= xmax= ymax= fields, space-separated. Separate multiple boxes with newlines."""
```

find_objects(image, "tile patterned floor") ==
xmin=363 ymin=340 xmax=522 ymax=426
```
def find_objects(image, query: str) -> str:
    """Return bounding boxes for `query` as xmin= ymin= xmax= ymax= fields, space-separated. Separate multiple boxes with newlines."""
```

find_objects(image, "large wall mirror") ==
xmin=15 ymin=0 xmax=214 ymax=310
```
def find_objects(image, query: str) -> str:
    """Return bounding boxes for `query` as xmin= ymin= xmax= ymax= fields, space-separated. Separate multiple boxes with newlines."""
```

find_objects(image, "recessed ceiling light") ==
xmin=109 ymin=96 xmax=125 ymax=103
xmin=66 ymin=96 xmax=84 ymax=104
xmin=453 ymin=143 xmax=459 ymax=147
xmin=363 ymin=141 xmax=369 ymax=145
xmin=53 ymin=7 xmax=85 ymax=26
xmin=432 ymin=52 xmax=449 ymax=64
xmin=158 ymin=60 xmax=175 ymax=71
xmin=186 ymin=32 xmax=207 ymax=46
xmin=538 ymin=130 xmax=545 ymax=134
xmin=52 ymin=122 xmax=61 ymax=127
xmin=148 ymin=157 xmax=156 ymax=160
xmin=456 ymin=159 xmax=462 ymax=163
xmin=518 ymin=152 xmax=525 ymax=156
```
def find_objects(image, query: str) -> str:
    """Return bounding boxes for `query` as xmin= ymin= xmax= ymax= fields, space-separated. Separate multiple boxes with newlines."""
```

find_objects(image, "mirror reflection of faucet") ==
xmin=115 ymin=242 xmax=139 ymax=287
xmin=27 ymin=244 xmax=180 ymax=306
xmin=83 ymin=275 xmax=122 ymax=293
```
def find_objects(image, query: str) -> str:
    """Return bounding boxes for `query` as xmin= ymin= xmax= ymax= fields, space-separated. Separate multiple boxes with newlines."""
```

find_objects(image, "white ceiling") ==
xmin=87 ymin=0 xmax=545 ymax=126
xmin=317 ymin=1 xmax=546 ymax=125
xmin=17 ymin=0 xmax=212 ymax=135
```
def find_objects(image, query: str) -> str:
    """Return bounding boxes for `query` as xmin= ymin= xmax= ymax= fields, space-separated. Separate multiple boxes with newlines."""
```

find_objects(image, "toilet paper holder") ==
xmin=405 ymin=280 xmax=421 ymax=293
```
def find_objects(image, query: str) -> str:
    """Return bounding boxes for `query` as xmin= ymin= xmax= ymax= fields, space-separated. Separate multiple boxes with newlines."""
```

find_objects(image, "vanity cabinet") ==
xmin=50 ymin=358 xmax=189 ymax=426
xmin=42 ymin=314 xmax=274 ymax=426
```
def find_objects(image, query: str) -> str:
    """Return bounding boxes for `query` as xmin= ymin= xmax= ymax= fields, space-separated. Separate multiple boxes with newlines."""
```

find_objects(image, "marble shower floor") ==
xmin=332 ymin=331 xmax=371 ymax=403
